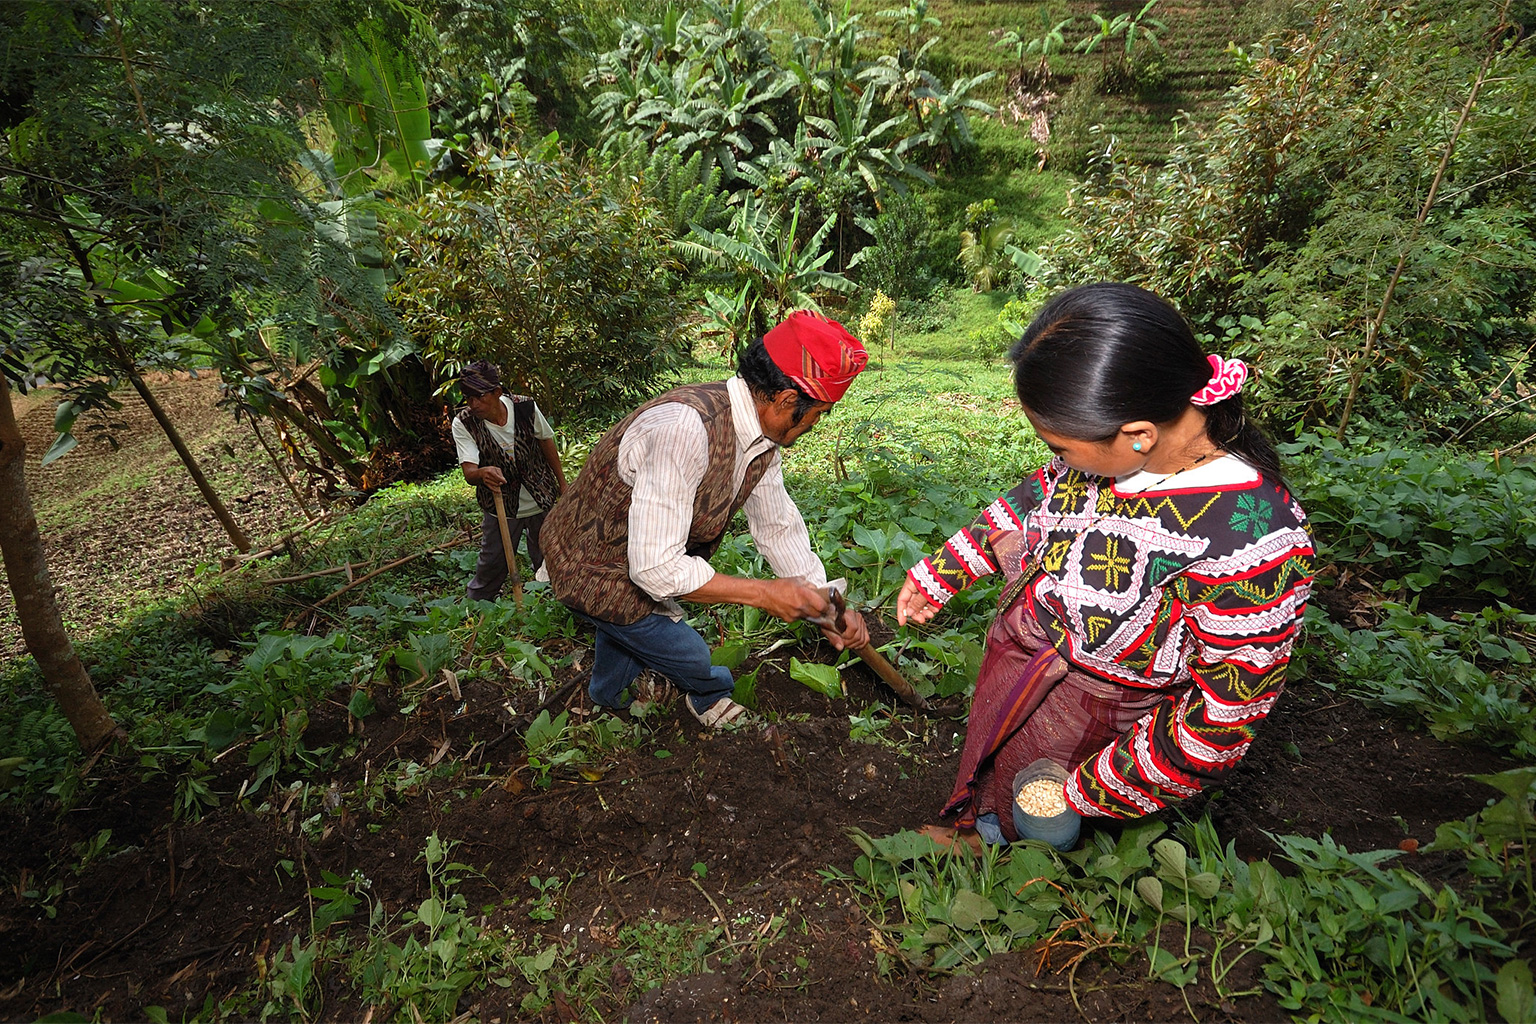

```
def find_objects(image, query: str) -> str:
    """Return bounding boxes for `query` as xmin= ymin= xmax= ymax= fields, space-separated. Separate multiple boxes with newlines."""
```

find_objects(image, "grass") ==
xmin=890 ymin=286 xmax=1016 ymax=361
xmin=928 ymin=118 xmax=1075 ymax=246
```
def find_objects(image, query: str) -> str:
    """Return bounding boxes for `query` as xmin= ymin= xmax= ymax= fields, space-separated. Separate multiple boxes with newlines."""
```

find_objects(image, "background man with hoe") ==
xmin=542 ymin=312 xmax=871 ymax=729
xmin=454 ymin=360 xmax=566 ymax=602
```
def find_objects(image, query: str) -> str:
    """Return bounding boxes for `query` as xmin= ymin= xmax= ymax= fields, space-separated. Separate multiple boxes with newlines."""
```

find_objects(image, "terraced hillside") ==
xmin=825 ymin=0 xmax=1293 ymax=166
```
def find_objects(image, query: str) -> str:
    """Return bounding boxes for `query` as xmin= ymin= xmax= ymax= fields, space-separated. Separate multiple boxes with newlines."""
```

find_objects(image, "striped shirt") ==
xmin=615 ymin=375 xmax=828 ymax=619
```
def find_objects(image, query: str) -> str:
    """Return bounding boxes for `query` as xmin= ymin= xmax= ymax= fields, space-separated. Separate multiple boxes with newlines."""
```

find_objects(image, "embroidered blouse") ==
xmin=907 ymin=456 xmax=1315 ymax=818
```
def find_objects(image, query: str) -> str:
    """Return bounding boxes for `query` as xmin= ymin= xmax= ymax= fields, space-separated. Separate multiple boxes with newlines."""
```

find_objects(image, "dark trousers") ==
xmin=467 ymin=509 xmax=545 ymax=602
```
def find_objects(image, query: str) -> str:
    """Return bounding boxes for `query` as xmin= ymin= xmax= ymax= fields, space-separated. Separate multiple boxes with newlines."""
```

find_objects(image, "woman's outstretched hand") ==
xmin=895 ymin=576 xmax=939 ymax=626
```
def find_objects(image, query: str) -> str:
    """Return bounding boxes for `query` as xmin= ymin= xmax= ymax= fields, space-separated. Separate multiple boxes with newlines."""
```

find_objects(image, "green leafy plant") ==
xmin=790 ymin=657 xmax=845 ymax=698
xmin=1426 ymin=767 xmax=1536 ymax=927
xmin=260 ymin=936 xmax=323 ymax=1022
xmin=524 ymin=710 xmax=579 ymax=788
xmin=1290 ymin=437 xmax=1536 ymax=605
xmin=1041 ymin=1 xmax=1535 ymax=434
xmin=523 ymin=708 xmax=647 ymax=788
xmin=350 ymin=833 xmax=494 ymax=1018
xmin=201 ymin=633 xmax=357 ymax=798
xmin=848 ymin=193 xmax=933 ymax=299
xmin=1301 ymin=602 xmax=1536 ymax=758
xmin=829 ymin=813 xmax=1529 ymax=1020
xmin=527 ymin=873 xmax=577 ymax=922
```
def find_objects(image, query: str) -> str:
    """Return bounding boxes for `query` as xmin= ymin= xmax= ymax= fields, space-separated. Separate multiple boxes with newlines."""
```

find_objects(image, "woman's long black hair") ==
xmin=1009 ymin=282 xmax=1284 ymax=484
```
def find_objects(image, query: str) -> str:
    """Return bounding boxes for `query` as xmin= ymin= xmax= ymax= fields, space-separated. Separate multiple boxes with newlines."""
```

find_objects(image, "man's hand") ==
xmin=475 ymin=465 xmax=507 ymax=489
xmin=755 ymin=577 xmax=834 ymax=624
xmin=820 ymin=607 xmax=869 ymax=651
xmin=895 ymin=576 xmax=939 ymax=626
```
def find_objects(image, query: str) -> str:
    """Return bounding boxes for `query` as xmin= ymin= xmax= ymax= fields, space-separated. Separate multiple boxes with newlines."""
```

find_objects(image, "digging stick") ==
xmin=831 ymin=589 xmax=929 ymax=710
xmin=490 ymin=486 xmax=524 ymax=609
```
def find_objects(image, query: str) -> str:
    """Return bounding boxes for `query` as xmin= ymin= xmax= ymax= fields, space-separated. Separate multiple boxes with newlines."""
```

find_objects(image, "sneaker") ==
xmin=687 ymin=696 xmax=751 ymax=729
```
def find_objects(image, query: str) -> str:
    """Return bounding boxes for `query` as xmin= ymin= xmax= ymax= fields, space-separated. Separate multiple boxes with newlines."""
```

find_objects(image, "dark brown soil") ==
xmin=0 ymin=636 xmax=1514 ymax=1023
xmin=2 ymin=380 xmax=1520 ymax=1023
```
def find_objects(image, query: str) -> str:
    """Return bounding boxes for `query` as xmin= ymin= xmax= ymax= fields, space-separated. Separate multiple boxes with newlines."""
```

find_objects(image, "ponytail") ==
xmin=1202 ymin=394 xmax=1286 ymax=488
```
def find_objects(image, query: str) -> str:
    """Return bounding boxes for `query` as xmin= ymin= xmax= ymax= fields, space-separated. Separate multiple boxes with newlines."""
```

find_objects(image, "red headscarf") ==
xmin=762 ymin=311 xmax=869 ymax=403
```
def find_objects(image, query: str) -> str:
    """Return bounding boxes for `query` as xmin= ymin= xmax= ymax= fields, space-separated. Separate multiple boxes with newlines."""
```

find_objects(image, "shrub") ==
xmin=391 ymin=149 xmax=685 ymax=420
xmin=1037 ymin=0 xmax=1536 ymax=435
xmin=1046 ymin=72 xmax=1109 ymax=173
xmin=851 ymin=193 xmax=935 ymax=299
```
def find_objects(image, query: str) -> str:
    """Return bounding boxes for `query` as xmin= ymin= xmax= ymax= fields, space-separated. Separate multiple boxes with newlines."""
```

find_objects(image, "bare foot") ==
xmin=918 ymin=824 xmax=983 ymax=855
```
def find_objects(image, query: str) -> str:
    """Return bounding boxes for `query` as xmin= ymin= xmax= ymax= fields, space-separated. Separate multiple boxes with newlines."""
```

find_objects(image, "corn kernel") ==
xmin=1015 ymin=778 xmax=1067 ymax=817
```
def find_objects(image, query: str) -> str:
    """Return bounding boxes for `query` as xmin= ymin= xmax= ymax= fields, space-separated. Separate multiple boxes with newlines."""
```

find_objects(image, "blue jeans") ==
xmin=582 ymin=613 xmax=734 ymax=715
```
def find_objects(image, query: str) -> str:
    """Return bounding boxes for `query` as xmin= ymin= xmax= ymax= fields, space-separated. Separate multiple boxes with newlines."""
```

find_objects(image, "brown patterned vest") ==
xmin=542 ymin=382 xmax=775 ymax=624
xmin=457 ymin=397 xmax=561 ymax=517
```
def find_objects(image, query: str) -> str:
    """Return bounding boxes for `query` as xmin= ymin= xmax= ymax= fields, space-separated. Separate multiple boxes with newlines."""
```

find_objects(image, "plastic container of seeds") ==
xmin=1011 ymin=758 xmax=1081 ymax=851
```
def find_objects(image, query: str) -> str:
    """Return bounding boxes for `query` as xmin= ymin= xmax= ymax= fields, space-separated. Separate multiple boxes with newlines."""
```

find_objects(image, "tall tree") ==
xmin=0 ymin=373 xmax=117 ymax=752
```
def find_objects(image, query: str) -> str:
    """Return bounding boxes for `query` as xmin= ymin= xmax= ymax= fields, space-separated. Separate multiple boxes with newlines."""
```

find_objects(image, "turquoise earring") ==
xmin=1132 ymin=442 xmax=1143 ymax=452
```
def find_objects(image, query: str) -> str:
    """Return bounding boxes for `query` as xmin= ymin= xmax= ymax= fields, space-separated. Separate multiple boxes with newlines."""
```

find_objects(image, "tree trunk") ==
xmin=123 ymin=367 xmax=253 ymax=552
xmin=0 ymin=376 xmax=119 ymax=751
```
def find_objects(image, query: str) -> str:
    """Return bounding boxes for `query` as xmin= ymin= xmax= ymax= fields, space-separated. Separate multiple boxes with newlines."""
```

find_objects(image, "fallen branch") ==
xmin=264 ymin=562 xmax=366 ymax=585
xmin=311 ymin=534 xmax=472 ymax=609
xmin=278 ymin=534 xmax=472 ymax=629
xmin=690 ymin=875 xmax=736 ymax=945
xmin=220 ymin=513 xmax=333 ymax=571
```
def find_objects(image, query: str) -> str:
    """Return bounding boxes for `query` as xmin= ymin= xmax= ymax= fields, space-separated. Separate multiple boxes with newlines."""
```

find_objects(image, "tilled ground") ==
xmin=1 ymin=374 xmax=308 ymax=663
xmin=3 ymin=379 xmax=1522 ymax=1022
xmin=0 ymin=638 xmax=1514 ymax=1023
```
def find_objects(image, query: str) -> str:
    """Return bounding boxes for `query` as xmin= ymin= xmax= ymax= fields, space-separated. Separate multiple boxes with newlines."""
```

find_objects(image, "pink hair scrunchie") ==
xmin=1190 ymin=354 xmax=1248 ymax=406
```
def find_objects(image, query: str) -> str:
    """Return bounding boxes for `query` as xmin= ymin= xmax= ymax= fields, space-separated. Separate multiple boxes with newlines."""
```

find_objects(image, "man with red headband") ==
xmin=540 ymin=312 xmax=871 ymax=728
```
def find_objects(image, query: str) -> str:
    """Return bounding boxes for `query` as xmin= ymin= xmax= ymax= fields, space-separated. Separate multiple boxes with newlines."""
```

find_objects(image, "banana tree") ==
xmin=864 ymin=0 xmax=942 ymax=125
xmin=323 ymin=19 xmax=442 ymax=200
xmin=676 ymin=196 xmax=855 ymax=350
xmin=911 ymin=71 xmax=997 ymax=160
xmin=1074 ymin=11 xmax=1125 ymax=77
xmin=787 ymin=0 xmax=873 ymax=118
xmin=671 ymin=55 xmax=793 ymax=179
xmin=805 ymin=87 xmax=929 ymax=265
xmin=806 ymin=87 xmax=928 ymax=198
xmin=997 ymin=11 xmax=1074 ymax=88
xmin=1120 ymin=0 xmax=1168 ymax=59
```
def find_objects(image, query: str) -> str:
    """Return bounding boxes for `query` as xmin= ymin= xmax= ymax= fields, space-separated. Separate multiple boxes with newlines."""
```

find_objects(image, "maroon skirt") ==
xmin=944 ymin=597 xmax=1171 ymax=840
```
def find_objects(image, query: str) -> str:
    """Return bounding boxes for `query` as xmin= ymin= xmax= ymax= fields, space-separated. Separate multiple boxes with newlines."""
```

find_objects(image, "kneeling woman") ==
xmin=897 ymin=283 xmax=1314 ymax=848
